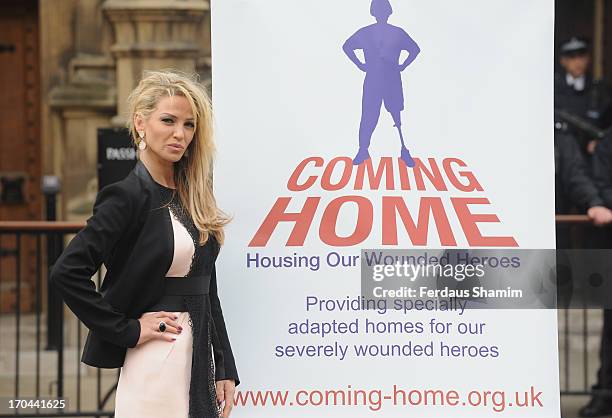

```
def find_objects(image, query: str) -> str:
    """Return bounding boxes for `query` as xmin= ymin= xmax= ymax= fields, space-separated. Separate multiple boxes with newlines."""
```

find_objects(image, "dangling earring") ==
xmin=137 ymin=131 xmax=147 ymax=151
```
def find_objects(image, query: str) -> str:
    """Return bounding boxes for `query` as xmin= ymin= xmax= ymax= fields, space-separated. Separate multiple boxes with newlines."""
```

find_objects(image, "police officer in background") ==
xmin=555 ymin=37 xmax=612 ymax=159
xmin=581 ymin=132 xmax=612 ymax=417
xmin=555 ymin=131 xmax=612 ymax=250
xmin=554 ymin=130 xmax=612 ymax=320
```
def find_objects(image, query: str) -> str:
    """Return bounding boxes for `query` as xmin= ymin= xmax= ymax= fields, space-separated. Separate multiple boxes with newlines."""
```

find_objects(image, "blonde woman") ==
xmin=50 ymin=70 xmax=239 ymax=418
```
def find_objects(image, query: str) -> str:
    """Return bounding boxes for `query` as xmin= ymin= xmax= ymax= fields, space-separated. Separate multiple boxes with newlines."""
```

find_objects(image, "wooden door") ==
xmin=0 ymin=0 xmax=40 ymax=313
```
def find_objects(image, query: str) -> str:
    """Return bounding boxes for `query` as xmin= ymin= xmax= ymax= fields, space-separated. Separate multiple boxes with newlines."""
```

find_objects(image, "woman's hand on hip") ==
xmin=216 ymin=379 xmax=235 ymax=418
xmin=136 ymin=311 xmax=183 ymax=345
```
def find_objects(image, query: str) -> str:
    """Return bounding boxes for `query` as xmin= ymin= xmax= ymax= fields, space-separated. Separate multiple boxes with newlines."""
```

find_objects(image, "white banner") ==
xmin=212 ymin=0 xmax=559 ymax=416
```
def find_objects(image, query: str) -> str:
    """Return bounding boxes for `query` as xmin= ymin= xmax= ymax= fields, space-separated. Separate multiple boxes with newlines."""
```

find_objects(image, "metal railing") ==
xmin=0 ymin=221 xmax=117 ymax=417
xmin=555 ymin=214 xmax=610 ymax=398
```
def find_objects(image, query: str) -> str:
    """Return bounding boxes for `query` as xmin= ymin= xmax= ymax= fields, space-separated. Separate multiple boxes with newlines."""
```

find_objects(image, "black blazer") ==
xmin=49 ymin=159 xmax=239 ymax=385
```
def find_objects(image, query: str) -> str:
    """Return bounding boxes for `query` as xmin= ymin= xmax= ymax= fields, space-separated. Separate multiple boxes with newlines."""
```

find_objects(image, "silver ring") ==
xmin=158 ymin=321 xmax=167 ymax=333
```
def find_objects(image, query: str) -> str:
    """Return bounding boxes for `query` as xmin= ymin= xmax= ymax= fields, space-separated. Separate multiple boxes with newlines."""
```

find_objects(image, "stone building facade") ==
xmin=42 ymin=0 xmax=212 ymax=220
xmin=0 ymin=0 xmax=212 ymax=313
xmin=2 ymin=0 xmax=211 ymax=223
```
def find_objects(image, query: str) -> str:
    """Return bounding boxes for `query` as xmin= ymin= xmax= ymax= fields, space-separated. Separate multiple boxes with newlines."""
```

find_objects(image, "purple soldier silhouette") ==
xmin=343 ymin=0 xmax=420 ymax=166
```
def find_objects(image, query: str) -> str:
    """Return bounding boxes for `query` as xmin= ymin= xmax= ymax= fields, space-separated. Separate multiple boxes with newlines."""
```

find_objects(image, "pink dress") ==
xmin=114 ymin=203 xmax=198 ymax=417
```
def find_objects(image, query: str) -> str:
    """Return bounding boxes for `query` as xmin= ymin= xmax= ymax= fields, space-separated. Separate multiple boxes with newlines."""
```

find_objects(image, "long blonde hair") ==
xmin=126 ymin=69 xmax=230 ymax=246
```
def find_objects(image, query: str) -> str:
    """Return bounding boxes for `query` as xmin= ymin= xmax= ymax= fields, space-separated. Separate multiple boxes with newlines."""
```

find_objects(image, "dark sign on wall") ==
xmin=97 ymin=128 xmax=137 ymax=190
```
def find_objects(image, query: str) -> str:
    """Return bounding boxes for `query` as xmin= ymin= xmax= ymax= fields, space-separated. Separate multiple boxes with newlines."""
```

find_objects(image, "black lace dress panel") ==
xmin=155 ymin=184 xmax=220 ymax=418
